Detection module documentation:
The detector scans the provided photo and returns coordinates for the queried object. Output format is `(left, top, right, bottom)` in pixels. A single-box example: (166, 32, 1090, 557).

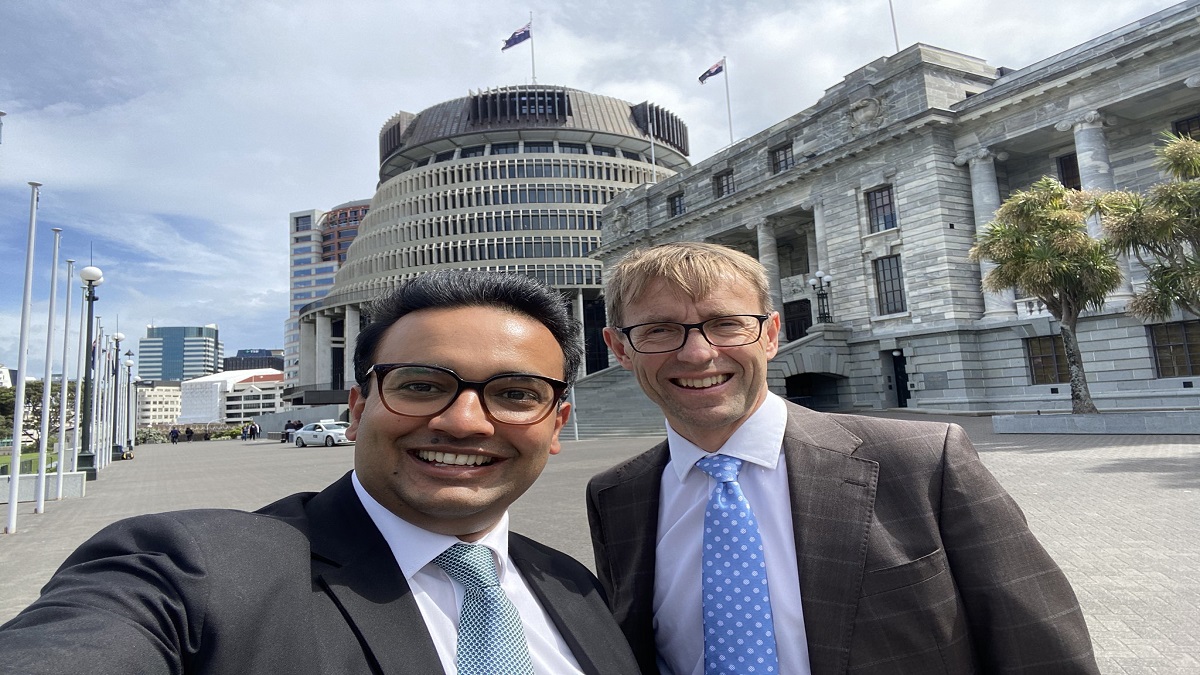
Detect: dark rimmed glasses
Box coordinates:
(616, 314, 770, 354)
(364, 363, 568, 425)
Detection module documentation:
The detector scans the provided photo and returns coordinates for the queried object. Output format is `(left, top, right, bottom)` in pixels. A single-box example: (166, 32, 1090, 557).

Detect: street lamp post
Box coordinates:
(77, 266, 103, 480)
(124, 353, 135, 457)
(808, 271, 834, 324)
(109, 332, 124, 461)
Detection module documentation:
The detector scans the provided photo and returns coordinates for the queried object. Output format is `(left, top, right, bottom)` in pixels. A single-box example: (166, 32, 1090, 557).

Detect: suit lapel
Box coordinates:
(780, 405, 878, 675)
(590, 443, 670, 671)
(510, 535, 604, 675)
(306, 474, 445, 675)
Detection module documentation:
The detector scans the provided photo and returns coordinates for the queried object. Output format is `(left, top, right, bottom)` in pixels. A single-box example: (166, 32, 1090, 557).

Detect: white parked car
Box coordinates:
(294, 421, 352, 447)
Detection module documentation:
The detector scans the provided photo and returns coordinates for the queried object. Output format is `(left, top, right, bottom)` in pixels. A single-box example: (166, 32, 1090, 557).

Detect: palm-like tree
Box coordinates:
(970, 177, 1122, 414)
(1093, 133, 1200, 321)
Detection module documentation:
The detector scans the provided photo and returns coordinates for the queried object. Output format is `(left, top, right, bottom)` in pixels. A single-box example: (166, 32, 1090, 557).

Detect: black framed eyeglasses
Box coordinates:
(616, 314, 770, 354)
(364, 363, 568, 425)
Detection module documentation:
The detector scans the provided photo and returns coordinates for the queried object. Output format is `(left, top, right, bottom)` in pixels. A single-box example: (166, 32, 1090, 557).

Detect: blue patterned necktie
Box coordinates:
(433, 543, 535, 675)
(695, 454, 780, 674)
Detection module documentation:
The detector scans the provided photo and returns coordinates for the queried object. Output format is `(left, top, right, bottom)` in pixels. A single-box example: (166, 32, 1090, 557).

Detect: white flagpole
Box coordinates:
(649, 112, 658, 184)
(888, 1, 900, 53)
(6, 182, 42, 534)
(723, 57, 734, 146)
(529, 12, 537, 84)
(56, 259, 75, 500)
(35, 228, 63, 514)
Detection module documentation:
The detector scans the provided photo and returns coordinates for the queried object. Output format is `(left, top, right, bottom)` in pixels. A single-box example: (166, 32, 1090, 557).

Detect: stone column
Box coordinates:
(315, 313, 333, 389)
(574, 289, 586, 378)
(343, 305, 360, 390)
(299, 319, 316, 387)
(1056, 110, 1134, 294)
(954, 147, 1015, 318)
(801, 198, 828, 274)
(749, 218, 786, 341)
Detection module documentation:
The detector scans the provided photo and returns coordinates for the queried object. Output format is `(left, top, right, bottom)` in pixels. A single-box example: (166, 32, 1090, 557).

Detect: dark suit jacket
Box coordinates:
(0, 473, 638, 675)
(587, 403, 1099, 674)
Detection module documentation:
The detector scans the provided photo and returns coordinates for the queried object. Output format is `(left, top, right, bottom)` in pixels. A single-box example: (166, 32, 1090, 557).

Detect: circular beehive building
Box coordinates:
(294, 85, 689, 393)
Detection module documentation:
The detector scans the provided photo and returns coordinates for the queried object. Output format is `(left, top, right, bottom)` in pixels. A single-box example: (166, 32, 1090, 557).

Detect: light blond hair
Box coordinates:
(604, 241, 772, 326)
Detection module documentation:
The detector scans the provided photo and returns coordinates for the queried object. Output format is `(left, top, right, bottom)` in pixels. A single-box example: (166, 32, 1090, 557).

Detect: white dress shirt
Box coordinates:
(653, 392, 812, 675)
(351, 472, 584, 675)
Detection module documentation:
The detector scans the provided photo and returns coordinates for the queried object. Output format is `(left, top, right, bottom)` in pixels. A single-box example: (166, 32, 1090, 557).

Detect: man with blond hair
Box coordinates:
(588, 241, 1097, 674)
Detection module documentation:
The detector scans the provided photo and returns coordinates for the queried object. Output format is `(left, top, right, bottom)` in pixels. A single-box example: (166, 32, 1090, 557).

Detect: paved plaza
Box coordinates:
(0, 412, 1196, 673)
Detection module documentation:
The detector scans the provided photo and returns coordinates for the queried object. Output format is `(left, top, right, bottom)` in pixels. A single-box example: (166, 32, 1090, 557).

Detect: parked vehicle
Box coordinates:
(294, 421, 352, 447)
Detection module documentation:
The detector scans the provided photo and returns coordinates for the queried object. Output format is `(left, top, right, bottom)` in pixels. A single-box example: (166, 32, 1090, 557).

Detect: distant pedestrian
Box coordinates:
(240, 425, 249, 441)
(249, 423, 259, 441)
(185, 427, 194, 443)
(169, 428, 180, 445)
(280, 420, 293, 443)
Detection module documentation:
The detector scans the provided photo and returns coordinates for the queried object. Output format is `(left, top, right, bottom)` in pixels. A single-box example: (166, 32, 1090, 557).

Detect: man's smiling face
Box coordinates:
(347, 305, 569, 540)
(603, 276, 779, 452)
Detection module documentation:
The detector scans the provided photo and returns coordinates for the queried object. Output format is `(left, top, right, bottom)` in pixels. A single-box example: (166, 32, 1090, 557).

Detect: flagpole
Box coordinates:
(6, 182, 42, 534)
(888, 1, 900, 52)
(34, 228, 63, 515)
(55, 259, 75, 500)
(649, 112, 659, 184)
(529, 11, 537, 84)
(723, 57, 734, 146)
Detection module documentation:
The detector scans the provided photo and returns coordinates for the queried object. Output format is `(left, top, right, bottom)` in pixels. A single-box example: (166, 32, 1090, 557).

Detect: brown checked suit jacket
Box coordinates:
(587, 402, 1099, 674)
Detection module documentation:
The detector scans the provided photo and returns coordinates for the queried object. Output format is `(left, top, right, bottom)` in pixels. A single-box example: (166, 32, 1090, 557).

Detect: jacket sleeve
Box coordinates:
(937, 423, 1100, 674)
(0, 513, 211, 675)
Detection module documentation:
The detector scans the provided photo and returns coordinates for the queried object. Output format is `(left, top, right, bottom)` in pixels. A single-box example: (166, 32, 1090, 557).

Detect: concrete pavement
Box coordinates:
(0, 413, 1196, 673)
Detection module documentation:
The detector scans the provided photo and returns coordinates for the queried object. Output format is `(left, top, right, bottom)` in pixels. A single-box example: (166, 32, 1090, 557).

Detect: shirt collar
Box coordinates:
(665, 392, 788, 482)
(351, 471, 512, 581)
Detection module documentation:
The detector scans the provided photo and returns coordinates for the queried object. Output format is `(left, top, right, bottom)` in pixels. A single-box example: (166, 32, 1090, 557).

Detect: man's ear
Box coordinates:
(346, 385, 366, 440)
(602, 327, 635, 370)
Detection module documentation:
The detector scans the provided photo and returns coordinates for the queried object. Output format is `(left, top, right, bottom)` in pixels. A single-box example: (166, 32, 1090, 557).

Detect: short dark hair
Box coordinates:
(353, 270, 583, 396)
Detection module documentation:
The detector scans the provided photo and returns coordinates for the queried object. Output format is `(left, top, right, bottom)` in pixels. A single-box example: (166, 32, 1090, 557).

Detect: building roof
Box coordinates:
(182, 368, 282, 386)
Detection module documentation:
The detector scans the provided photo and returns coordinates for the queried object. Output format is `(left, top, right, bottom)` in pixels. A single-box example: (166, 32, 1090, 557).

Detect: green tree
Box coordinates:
(0, 381, 76, 445)
(970, 177, 1123, 414)
(1093, 132, 1200, 320)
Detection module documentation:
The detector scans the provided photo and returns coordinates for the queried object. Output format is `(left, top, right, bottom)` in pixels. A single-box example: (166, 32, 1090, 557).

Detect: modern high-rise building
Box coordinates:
(284, 200, 369, 394)
(137, 325, 223, 381)
(224, 349, 284, 372)
(289, 85, 689, 406)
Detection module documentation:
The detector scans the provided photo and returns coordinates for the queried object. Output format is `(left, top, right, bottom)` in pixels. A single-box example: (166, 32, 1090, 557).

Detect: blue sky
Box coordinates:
(0, 0, 1177, 379)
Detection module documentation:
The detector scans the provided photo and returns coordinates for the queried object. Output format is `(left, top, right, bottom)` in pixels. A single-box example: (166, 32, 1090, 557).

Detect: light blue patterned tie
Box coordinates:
(695, 454, 779, 674)
(433, 543, 535, 675)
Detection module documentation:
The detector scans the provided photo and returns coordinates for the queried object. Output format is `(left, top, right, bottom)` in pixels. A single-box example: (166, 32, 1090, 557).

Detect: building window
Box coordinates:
(1057, 153, 1081, 190)
(1173, 115, 1200, 139)
(1149, 320, 1200, 378)
(873, 255, 906, 315)
(1027, 335, 1070, 384)
(461, 145, 485, 158)
(713, 171, 735, 199)
(434, 150, 455, 163)
(865, 186, 897, 233)
(559, 142, 586, 154)
(621, 150, 641, 161)
(491, 142, 518, 155)
(668, 193, 685, 217)
(524, 141, 553, 153)
(771, 145, 795, 173)
(591, 145, 615, 157)
(293, 215, 312, 232)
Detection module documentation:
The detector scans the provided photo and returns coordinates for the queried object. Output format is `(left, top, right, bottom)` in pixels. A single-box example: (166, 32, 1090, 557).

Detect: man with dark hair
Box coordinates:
(588, 242, 1098, 674)
(1, 269, 637, 675)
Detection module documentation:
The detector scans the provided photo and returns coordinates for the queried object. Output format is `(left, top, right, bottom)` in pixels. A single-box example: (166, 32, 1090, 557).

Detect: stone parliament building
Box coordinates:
(597, 1, 1200, 414)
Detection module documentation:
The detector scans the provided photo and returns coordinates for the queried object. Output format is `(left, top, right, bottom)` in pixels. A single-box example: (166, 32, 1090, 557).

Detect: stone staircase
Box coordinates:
(565, 366, 667, 440)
